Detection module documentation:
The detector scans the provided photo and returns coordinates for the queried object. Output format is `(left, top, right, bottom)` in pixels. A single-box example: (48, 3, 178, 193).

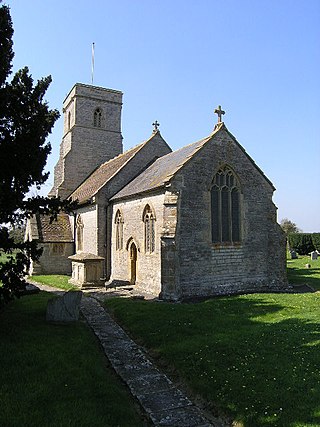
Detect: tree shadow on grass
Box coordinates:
(287, 267, 320, 291)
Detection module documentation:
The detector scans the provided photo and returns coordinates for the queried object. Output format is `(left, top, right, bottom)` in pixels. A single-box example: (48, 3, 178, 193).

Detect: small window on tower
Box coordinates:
(68, 111, 71, 130)
(93, 108, 102, 127)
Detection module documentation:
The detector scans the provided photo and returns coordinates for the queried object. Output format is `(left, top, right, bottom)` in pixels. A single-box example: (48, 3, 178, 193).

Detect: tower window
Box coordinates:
(211, 166, 241, 244)
(93, 108, 102, 127)
(68, 111, 71, 130)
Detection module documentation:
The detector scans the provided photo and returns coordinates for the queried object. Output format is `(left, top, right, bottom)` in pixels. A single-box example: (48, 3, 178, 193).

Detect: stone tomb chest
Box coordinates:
(68, 252, 104, 288)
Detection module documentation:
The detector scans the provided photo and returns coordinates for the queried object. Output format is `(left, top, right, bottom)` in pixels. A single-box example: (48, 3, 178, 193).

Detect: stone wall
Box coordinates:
(76, 204, 98, 254)
(110, 193, 166, 295)
(92, 131, 171, 279)
(30, 242, 74, 275)
(170, 127, 287, 299)
(50, 83, 123, 199)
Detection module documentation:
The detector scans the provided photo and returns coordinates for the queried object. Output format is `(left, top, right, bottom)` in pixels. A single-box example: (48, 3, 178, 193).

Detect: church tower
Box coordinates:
(49, 83, 123, 199)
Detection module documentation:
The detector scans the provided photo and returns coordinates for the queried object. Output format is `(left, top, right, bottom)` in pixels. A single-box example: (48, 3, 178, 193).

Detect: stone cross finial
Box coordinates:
(152, 120, 160, 132)
(214, 105, 225, 123)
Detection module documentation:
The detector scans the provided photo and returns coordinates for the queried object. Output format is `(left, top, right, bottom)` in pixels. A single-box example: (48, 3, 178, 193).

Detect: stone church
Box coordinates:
(26, 83, 288, 300)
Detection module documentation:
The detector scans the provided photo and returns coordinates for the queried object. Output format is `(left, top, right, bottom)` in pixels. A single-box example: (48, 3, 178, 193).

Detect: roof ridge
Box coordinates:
(111, 123, 225, 201)
(70, 131, 165, 203)
(145, 122, 224, 178)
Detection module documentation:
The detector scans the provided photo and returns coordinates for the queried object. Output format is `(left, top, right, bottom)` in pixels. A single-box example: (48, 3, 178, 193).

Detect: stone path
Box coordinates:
(81, 296, 217, 427)
(34, 283, 227, 426)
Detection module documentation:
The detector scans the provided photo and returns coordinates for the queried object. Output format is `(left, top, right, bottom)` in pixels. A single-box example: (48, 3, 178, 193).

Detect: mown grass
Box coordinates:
(287, 253, 320, 291)
(0, 293, 148, 427)
(106, 292, 320, 427)
(30, 274, 77, 291)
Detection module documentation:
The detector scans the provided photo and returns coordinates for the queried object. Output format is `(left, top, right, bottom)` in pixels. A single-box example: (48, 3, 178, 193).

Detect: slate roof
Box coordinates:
(111, 125, 221, 201)
(34, 213, 73, 242)
(112, 122, 275, 200)
(70, 139, 150, 204)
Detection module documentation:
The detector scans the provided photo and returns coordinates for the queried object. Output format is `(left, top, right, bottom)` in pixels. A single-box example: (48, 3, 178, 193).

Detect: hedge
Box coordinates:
(288, 233, 315, 255)
(312, 233, 320, 251)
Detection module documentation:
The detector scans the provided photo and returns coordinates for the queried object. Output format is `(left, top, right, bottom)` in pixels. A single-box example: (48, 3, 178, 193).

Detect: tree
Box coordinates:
(0, 4, 76, 304)
(280, 218, 301, 236)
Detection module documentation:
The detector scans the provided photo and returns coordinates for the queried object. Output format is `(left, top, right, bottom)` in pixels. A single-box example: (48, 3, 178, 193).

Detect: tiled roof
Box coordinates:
(37, 213, 73, 242)
(70, 142, 147, 204)
(111, 126, 222, 200)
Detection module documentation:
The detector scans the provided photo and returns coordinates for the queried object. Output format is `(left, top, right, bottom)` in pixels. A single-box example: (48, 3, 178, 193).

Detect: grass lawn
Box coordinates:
(106, 291, 320, 426)
(0, 293, 148, 427)
(287, 254, 320, 291)
(30, 274, 77, 291)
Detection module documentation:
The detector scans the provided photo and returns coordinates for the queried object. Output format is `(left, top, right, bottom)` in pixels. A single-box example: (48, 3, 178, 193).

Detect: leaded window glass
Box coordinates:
(115, 210, 123, 250)
(143, 205, 155, 253)
(211, 167, 241, 244)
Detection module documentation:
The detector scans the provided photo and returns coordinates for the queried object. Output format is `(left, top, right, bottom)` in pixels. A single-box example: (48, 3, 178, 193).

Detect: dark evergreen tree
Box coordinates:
(0, 5, 76, 304)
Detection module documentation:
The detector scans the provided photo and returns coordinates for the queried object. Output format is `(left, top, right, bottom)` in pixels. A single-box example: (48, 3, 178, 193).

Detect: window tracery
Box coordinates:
(93, 108, 102, 127)
(211, 166, 241, 244)
(115, 210, 124, 250)
(143, 205, 155, 253)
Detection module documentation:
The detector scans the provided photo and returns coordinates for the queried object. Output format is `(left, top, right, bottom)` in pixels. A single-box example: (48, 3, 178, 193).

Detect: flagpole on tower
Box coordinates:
(91, 42, 95, 85)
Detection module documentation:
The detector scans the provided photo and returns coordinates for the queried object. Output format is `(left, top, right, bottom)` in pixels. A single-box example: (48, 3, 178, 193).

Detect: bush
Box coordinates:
(288, 233, 315, 255)
(312, 233, 320, 251)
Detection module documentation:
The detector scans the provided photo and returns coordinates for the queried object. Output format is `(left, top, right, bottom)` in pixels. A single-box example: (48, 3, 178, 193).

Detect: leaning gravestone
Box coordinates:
(46, 291, 82, 322)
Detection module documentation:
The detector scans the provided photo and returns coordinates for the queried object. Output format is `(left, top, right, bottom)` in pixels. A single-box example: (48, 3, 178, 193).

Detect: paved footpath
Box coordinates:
(34, 284, 228, 426)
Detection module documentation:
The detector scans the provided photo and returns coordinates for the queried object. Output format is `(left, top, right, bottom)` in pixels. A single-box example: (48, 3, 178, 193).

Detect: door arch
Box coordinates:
(129, 242, 137, 285)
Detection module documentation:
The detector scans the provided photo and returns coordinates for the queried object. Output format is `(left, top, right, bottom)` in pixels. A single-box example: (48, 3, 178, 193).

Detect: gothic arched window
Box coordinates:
(211, 166, 241, 244)
(115, 210, 124, 250)
(143, 205, 155, 253)
(76, 215, 84, 252)
(93, 108, 102, 127)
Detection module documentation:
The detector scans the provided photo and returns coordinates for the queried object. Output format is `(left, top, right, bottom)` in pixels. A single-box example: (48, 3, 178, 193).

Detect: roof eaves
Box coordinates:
(112, 183, 167, 202)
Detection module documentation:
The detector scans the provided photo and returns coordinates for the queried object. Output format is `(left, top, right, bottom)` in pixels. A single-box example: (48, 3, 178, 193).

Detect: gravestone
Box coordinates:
(46, 291, 82, 322)
(310, 251, 318, 261)
(290, 250, 298, 259)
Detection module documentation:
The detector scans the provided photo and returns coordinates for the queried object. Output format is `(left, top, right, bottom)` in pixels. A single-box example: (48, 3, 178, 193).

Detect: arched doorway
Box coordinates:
(129, 242, 137, 285)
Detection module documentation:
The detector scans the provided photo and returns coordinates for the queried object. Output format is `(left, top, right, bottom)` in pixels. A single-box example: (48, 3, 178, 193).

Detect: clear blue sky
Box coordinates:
(7, 0, 320, 232)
